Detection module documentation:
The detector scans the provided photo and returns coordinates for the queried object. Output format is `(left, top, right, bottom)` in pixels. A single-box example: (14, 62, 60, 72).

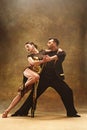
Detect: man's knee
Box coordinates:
(68, 88, 73, 96)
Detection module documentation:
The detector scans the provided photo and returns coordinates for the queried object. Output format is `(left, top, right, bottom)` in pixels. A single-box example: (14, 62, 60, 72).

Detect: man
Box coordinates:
(12, 38, 80, 117)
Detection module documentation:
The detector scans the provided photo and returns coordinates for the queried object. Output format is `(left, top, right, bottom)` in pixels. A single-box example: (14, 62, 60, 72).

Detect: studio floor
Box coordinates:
(0, 107, 87, 130)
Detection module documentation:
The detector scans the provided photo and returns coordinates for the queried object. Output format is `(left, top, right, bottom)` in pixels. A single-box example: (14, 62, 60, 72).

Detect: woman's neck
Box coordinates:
(31, 48, 39, 54)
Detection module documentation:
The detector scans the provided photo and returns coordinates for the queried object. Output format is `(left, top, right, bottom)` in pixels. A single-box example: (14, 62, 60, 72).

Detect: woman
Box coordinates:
(2, 41, 58, 118)
(2, 42, 47, 118)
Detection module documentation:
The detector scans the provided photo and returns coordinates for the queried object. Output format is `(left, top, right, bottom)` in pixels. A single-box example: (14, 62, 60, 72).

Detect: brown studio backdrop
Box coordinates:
(0, 0, 87, 112)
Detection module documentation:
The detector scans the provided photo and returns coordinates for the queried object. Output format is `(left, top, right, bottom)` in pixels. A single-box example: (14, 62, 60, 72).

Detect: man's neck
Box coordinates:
(51, 47, 58, 51)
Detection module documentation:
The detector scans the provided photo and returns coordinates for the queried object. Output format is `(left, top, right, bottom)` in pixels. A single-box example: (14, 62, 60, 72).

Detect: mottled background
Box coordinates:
(0, 0, 87, 113)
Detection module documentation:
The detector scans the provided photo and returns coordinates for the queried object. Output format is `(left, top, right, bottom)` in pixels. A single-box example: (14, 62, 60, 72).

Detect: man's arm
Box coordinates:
(56, 51, 66, 63)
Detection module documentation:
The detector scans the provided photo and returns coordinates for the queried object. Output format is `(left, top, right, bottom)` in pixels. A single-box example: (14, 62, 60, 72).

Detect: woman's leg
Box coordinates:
(2, 82, 32, 118)
(2, 68, 39, 118)
(2, 93, 22, 118)
(11, 75, 49, 116)
(11, 86, 34, 116)
(23, 68, 40, 87)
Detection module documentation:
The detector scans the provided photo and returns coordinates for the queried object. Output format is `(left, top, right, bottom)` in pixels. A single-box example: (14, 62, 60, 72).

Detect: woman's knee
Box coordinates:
(27, 73, 39, 83)
(34, 74, 40, 81)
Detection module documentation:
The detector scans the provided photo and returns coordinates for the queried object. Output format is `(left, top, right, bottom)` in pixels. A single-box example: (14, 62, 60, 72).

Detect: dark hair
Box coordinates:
(25, 41, 38, 49)
(49, 38, 60, 46)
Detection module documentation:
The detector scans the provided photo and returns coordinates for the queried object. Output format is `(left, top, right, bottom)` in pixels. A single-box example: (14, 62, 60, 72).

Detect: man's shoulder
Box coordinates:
(58, 48, 63, 52)
(57, 48, 66, 57)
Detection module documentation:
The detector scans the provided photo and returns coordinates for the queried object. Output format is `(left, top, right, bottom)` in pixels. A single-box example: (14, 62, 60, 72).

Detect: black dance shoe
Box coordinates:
(11, 112, 28, 117)
(67, 114, 81, 117)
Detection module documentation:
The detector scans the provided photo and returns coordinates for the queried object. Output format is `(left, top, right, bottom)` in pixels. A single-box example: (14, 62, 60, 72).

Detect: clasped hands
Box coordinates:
(42, 55, 52, 63)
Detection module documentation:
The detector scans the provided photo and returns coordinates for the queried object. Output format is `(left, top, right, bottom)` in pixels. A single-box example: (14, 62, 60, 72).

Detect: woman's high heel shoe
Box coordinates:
(2, 110, 8, 118)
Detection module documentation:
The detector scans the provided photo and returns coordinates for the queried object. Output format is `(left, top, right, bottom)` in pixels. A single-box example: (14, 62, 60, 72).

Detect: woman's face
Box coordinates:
(25, 44, 34, 52)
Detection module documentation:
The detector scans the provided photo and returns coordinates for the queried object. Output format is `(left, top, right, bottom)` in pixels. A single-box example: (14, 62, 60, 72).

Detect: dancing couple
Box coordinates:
(2, 38, 80, 118)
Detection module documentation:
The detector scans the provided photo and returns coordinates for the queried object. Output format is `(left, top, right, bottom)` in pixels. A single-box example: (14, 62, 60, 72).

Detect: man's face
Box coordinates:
(47, 39, 55, 49)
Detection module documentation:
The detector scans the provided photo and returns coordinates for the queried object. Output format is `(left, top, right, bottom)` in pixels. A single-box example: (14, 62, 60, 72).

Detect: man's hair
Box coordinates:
(25, 41, 38, 49)
(49, 38, 60, 46)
